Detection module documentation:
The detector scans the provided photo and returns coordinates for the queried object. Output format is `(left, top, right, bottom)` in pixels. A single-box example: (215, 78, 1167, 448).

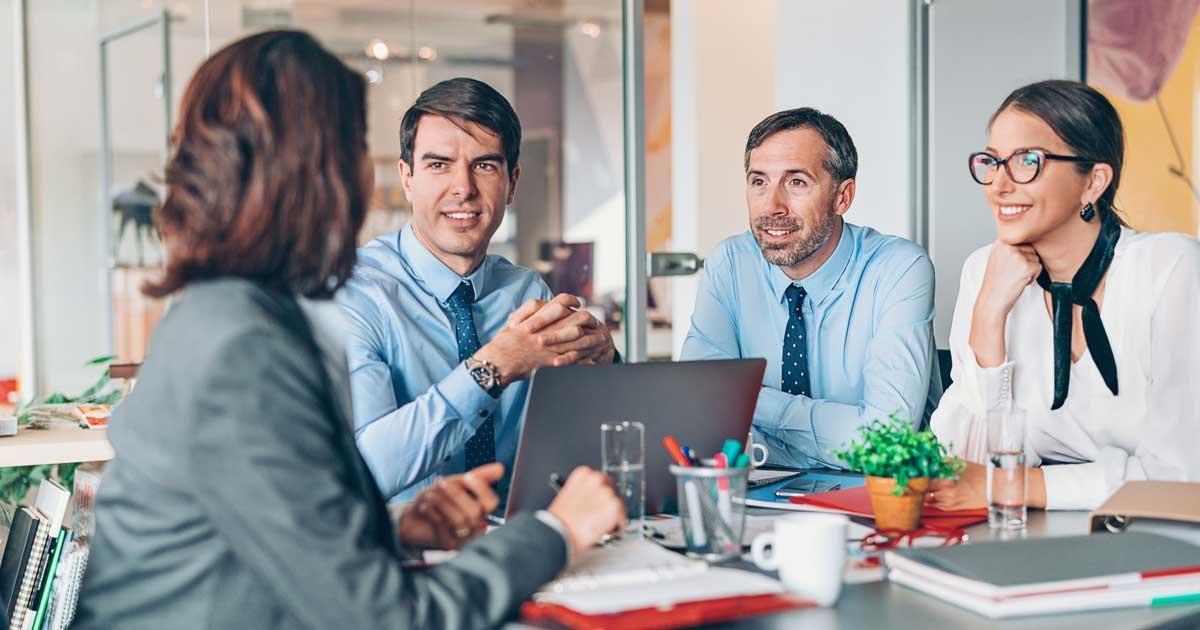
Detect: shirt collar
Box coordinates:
(399, 224, 491, 303)
(768, 221, 854, 307)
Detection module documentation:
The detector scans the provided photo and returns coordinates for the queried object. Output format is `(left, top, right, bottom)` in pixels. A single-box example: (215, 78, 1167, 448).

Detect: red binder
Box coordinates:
(520, 593, 811, 629)
(789, 486, 987, 529)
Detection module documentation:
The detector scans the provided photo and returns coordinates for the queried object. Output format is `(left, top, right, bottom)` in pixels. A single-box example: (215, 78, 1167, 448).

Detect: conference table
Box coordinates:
(510, 510, 1200, 629)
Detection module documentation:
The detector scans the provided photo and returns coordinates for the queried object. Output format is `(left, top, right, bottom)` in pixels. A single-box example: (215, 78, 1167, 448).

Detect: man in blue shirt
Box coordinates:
(338, 78, 617, 501)
(680, 108, 942, 469)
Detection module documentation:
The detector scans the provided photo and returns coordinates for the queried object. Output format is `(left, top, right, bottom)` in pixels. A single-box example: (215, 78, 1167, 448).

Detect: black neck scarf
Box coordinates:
(1035, 212, 1122, 409)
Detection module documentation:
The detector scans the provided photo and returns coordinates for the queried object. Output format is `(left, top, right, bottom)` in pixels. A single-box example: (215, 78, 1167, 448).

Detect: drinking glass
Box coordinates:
(601, 420, 645, 537)
(986, 409, 1027, 530)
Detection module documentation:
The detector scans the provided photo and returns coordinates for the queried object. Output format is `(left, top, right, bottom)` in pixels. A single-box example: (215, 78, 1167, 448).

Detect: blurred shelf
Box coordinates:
(0, 427, 114, 467)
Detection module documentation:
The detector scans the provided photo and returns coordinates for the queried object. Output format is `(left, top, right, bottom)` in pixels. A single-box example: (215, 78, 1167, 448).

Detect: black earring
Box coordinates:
(1080, 202, 1096, 222)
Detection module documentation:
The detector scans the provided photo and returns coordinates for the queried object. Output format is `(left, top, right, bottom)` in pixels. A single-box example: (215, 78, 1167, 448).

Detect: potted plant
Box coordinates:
(1, 356, 122, 528)
(832, 416, 962, 531)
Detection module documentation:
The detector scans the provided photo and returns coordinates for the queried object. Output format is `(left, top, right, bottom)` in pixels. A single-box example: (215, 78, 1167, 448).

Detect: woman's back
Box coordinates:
(74, 279, 399, 629)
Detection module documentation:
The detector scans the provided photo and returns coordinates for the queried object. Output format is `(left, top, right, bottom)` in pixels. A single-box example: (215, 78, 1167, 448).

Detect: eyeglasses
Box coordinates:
(859, 525, 967, 555)
(968, 149, 1094, 185)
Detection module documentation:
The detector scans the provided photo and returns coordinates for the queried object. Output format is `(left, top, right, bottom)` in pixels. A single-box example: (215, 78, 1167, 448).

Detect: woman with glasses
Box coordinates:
(928, 80, 1200, 511)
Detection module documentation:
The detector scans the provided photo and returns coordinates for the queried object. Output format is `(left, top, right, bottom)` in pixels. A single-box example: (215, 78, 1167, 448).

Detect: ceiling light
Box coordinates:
(579, 21, 601, 38)
(418, 46, 438, 61)
(366, 39, 390, 61)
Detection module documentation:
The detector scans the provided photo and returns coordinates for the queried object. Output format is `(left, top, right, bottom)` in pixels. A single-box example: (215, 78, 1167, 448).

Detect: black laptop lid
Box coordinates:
(505, 358, 766, 517)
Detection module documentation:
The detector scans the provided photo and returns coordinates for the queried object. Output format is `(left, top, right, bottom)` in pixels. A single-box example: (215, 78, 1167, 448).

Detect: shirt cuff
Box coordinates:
(438, 363, 502, 431)
(534, 510, 573, 564)
(1041, 449, 1128, 510)
(974, 360, 1015, 412)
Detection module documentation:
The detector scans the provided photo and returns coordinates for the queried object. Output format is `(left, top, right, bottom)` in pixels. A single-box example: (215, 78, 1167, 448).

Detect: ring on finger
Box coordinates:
(454, 526, 473, 539)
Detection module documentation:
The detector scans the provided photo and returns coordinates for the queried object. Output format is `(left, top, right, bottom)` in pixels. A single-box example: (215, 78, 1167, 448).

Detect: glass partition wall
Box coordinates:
(9, 0, 642, 399)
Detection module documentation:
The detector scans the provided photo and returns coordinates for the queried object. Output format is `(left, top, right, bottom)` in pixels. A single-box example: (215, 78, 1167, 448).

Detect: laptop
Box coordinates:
(504, 358, 766, 518)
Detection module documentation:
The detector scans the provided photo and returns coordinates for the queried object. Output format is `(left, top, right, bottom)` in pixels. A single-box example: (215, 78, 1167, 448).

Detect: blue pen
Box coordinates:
(682, 446, 701, 466)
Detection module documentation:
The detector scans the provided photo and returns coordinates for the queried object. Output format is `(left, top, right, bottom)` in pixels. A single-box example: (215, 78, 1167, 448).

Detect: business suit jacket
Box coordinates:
(73, 279, 567, 629)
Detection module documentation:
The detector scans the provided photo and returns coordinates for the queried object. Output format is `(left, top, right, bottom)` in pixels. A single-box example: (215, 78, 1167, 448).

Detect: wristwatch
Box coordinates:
(465, 356, 505, 398)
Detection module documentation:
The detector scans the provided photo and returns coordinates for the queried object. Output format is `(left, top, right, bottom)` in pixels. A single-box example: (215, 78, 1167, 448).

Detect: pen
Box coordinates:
(682, 446, 701, 466)
(548, 472, 564, 493)
(662, 435, 692, 467)
(714, 453, 733, 523)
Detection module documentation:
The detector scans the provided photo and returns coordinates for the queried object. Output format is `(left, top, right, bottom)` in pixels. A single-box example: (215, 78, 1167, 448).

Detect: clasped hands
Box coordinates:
(474, 293, 616, 386)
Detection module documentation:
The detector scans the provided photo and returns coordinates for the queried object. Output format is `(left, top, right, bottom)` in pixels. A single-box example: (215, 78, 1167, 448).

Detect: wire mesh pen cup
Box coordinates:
(669, 463, 749, 562)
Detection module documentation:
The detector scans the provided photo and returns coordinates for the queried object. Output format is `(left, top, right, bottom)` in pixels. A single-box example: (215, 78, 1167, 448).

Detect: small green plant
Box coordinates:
(2, 356, 121, 527)
(832, 415, 962, 495)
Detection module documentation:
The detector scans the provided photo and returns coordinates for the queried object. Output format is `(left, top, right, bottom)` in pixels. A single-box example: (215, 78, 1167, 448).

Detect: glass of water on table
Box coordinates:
(986, 409, 1028, 530)
(601, 420, 645, 538)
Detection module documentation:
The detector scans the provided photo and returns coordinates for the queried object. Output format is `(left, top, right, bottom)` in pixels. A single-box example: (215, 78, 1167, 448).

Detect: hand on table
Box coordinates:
(546, 466, 626, 557)
(926, 460, 987, 511)
(397, 463, 504, 551)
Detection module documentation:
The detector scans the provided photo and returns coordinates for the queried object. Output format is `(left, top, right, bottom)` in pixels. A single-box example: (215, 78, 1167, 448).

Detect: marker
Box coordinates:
(684, 480, 707, 548)
(662, 435, 691, 467)
(682, 446, 701, 466)
(734, 453, 750, 468)
(721, 439, 742, 463)
(714, 453, 733, 523)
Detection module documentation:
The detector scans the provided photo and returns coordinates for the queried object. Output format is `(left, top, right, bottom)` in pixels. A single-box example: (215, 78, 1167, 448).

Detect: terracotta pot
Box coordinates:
(865, 476, 929, 531)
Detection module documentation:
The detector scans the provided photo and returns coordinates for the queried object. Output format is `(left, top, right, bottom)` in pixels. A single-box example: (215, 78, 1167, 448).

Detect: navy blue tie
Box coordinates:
(782, 284, 811, 397)
(447, 281, 495, 469)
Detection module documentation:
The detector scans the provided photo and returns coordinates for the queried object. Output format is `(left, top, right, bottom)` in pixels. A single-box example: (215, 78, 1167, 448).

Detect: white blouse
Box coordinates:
(930, 228, 1200, 510)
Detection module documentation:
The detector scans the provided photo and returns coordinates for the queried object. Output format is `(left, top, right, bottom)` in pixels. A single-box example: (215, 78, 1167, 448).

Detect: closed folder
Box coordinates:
(520, 593, 809, 630)
(1089, 481, 1200, 534)
(789, 486, 988, 530)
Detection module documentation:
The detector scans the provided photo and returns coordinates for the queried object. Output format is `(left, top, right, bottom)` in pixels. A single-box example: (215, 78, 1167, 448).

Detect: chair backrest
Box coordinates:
(937, 349, 953, 390)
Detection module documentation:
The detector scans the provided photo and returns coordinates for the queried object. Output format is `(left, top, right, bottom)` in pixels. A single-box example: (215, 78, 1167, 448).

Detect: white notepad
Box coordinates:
(533, 538, 783, 614)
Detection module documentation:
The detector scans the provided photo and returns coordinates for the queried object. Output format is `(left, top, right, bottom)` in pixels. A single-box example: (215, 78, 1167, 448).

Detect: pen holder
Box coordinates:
(669, 463, 749, 562)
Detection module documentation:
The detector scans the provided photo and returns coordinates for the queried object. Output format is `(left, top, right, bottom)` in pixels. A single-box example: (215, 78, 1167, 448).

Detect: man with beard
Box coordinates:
(680, 108, 941, 469)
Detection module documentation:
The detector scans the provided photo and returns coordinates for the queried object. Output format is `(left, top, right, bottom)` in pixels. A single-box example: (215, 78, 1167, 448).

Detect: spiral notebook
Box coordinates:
(532, 538, 785, 614)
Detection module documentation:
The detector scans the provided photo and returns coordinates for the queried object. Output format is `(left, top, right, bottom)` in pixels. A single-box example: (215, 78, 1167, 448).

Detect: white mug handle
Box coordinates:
(750, 532, 778, 571)
(751, 442, 769, 467)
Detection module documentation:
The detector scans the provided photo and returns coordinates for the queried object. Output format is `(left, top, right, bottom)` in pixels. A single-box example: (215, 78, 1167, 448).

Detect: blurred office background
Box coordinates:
(2, 0, 1197, 407)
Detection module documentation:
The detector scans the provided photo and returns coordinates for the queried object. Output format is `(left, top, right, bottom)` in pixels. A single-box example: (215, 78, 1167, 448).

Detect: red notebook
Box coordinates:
(520, 593, 810, 629)
(789, 486, 987, 530)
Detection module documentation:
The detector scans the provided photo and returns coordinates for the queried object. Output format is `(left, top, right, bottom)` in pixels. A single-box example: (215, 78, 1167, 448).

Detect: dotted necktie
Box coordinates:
(782, 284, 811, 397)
(447, 281, 495, 469)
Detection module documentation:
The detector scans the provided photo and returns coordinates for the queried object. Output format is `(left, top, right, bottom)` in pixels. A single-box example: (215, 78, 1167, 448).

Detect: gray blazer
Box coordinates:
(73, 279, 566, 629)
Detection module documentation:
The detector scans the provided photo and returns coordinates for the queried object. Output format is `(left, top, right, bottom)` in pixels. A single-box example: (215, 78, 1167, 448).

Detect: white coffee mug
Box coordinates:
(750, 513, 847, 606)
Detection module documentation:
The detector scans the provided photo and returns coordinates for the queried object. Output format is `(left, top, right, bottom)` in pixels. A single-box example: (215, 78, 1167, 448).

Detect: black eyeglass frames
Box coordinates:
(968, 149, 1094, 185)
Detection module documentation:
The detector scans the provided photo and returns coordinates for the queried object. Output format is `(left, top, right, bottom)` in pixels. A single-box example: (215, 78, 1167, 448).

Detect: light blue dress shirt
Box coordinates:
(680, 222, 942, 469)
(337, 225, 551, 501)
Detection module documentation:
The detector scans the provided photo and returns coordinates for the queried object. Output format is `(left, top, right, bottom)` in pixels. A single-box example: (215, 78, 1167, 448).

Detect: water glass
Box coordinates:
(986, 409, 1027, 530)
(601, 420, 645, 537)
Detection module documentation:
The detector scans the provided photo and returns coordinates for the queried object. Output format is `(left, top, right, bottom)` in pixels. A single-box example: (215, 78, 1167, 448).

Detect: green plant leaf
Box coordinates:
(831, 414, 962, 493)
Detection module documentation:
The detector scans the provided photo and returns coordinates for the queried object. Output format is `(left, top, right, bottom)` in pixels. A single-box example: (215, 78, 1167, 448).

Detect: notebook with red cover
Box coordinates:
(520, 593, 810, 629)
(789, 486, 987, 529)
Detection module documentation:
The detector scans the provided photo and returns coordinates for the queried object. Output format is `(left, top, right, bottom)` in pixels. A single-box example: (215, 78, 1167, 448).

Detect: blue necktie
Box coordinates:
(447, 281, 495, 469)
(782, 284, 811, 397)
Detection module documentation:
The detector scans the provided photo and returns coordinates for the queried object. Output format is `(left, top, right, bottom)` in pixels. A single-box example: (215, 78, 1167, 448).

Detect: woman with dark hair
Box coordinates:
(929, 80, 1200, 511)
(73, 30, 623, 629)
